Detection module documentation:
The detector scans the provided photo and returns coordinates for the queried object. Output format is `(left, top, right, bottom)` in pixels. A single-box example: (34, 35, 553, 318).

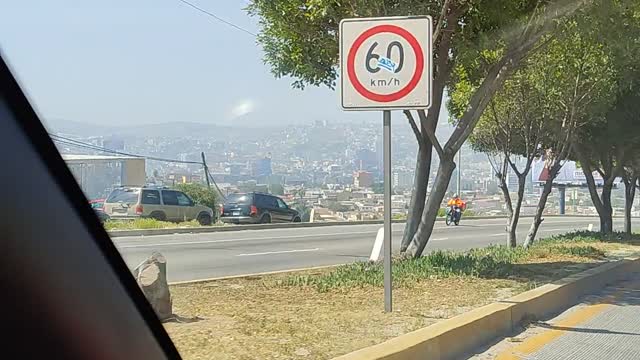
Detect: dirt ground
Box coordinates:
(164, 241, 640, 360)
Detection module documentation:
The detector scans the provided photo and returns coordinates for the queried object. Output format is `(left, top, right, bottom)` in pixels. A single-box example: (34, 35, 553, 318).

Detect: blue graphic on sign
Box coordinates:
(377, 56, 397, 73)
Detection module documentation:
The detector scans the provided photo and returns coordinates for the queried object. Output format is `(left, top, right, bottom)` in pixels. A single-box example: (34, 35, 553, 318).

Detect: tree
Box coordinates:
(248, 0, 587, 258)
(575, 90, 640, 234)
(570, 2, 640, 235)
(469, 71, 545, 247)
(520, 17, 616, 246)
(174, 183, 218, 217)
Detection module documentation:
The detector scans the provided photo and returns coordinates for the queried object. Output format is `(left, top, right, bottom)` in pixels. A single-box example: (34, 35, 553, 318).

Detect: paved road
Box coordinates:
(472, 272, 640, 360)
(113, 217, 630, 282)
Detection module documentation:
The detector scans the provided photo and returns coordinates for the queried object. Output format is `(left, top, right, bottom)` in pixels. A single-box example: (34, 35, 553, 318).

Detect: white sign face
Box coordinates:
(340, 16, 432, 111)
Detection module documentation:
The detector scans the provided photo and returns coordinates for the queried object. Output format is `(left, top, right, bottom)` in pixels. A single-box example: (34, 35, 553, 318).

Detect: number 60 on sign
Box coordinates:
(340, 16, 433, 111)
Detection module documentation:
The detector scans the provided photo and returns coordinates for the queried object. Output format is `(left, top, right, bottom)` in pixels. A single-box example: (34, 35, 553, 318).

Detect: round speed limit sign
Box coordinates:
(340, 16, 432, 110)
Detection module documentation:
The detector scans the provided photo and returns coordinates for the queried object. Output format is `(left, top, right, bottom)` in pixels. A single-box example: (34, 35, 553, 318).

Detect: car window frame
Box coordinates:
(161, 190, 179, 206)
(175, 191, 193, 207)
(141, 189, 162, 205)
(1, 54, 181, 359)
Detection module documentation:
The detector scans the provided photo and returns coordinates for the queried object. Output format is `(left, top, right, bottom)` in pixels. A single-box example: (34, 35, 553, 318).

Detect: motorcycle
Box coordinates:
(445, 206, 461, 226)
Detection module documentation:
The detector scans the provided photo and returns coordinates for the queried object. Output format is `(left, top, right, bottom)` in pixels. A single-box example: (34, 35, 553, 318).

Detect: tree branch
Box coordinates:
(404, 110, 425, 147)
(418, 109, 443, 157)
(433, 0, 453, 42)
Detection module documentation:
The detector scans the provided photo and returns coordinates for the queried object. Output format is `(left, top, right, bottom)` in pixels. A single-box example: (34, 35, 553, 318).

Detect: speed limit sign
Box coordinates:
(340, 16, 432, 110)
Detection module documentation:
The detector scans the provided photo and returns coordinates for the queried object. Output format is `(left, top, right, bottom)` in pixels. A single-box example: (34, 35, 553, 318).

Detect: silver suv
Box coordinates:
(103, 186, 214, 225)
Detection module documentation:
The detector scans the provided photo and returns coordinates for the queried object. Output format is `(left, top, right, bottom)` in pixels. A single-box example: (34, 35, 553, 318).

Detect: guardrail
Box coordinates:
(107, 214, 605, 238)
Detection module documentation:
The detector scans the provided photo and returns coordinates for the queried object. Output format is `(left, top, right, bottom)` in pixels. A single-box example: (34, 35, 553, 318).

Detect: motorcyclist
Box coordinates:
(447, 194, 466, 222)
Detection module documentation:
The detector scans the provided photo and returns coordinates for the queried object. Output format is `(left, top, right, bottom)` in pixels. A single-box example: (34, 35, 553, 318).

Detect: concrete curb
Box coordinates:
(107, 214, 602, 238)
(332, 257, 640, 360)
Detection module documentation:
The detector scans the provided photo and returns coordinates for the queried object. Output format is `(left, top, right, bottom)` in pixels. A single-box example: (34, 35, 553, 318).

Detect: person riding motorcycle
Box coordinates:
(446, 194, 466, 223)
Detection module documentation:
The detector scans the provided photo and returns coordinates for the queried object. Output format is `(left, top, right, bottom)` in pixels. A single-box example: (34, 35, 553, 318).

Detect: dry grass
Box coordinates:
(164, 232, 640, 360)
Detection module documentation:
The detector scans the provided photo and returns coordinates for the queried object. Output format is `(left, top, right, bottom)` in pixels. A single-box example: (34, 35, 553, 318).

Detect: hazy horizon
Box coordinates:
(1, 1, 449, 129)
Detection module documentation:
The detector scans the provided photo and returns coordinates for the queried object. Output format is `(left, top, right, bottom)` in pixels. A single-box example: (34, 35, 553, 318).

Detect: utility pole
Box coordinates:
(201, 152, 211, 189)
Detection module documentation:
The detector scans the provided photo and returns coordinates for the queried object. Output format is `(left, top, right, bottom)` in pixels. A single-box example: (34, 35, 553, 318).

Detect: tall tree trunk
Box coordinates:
(600, 183, 614, 234)
(524, 164, 561, 248)
(406, 157, 456, 257)
(581, 158, 615, 235)
(500, 182, 516, 247)
(401, 143, 432, 252)
(400, 56, 450, 253)
(624, 176, 637, 235)
(508, 176, 528, 248)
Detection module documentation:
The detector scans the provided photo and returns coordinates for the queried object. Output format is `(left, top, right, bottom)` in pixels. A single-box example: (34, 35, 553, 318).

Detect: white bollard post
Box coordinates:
(369, 227, 385, 262)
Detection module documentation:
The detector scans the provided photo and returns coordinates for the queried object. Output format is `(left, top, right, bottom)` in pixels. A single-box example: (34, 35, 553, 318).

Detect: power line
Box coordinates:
(49, 134, 202, 165)
(175, 0, 257, 37)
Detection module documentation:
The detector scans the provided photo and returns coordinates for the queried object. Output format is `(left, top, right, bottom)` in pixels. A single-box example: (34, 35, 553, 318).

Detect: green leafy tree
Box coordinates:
(469, 70, 546, 247)
(574, 89, 640, 234)
(247, 0, 582, 257)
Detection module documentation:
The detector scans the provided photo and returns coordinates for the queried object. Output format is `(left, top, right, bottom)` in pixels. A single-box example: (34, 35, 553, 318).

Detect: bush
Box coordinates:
(174, 183, 218, 211)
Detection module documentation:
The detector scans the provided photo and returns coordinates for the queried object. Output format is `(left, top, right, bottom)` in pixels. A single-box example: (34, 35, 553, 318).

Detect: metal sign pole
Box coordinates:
(383, 109, 393, 313)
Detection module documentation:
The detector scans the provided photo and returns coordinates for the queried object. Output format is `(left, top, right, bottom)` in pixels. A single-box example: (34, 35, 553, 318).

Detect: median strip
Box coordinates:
(163, 231, 640, 360)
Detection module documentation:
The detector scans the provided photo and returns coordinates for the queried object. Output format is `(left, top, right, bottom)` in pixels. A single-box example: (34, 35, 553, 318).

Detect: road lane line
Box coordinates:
(117, 231, 385, 248)
(236, 248, 320, 257)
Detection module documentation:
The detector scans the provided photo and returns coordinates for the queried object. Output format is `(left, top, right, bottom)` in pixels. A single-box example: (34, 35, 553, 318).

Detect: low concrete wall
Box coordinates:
(107, 214, 600, 238)
(333, 257, 640, 360)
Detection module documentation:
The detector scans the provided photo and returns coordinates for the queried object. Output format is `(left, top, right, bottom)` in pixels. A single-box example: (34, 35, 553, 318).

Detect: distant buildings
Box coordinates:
(393, 171, 414, 190)
(354, 170, 374, 188)
(252, 156, 272, 178)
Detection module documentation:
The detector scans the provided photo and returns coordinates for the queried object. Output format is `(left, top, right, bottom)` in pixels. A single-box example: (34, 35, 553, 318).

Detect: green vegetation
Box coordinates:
(279, 232, 637, 292)
(104, 218, 217, 231)
(174, 183, 218, 212)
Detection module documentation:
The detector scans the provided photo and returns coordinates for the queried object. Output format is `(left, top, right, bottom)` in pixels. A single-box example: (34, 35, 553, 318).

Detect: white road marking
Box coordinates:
(118, 231, 381, 248)
(489, 233, 505, 237)
(236, 248, 320, 257)
(430, 237, 449, 241)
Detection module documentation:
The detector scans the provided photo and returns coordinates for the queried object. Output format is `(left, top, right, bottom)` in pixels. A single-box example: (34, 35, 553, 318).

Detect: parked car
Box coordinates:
(102, 186, 214, 225)
(220, 192, 300, 224)
(89, 198, 109, 223)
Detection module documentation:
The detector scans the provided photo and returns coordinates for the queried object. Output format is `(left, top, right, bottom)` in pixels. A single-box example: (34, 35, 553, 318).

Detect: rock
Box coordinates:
(133, 252, 172, 321)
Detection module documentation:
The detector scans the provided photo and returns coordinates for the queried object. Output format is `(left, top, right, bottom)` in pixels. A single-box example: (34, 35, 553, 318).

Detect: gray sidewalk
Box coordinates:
(471, 274, 640, 360)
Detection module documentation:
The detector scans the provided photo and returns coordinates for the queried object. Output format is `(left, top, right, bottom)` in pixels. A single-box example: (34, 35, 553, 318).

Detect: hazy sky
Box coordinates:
(0, 1, 447, 128)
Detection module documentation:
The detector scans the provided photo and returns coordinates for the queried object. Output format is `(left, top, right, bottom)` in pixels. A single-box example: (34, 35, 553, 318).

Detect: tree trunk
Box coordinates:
(134, 252, 172, 321)
(507, 177, 528, 248)
(406, 157, 456, 257)
(524, 175, 554, 248)
(401, 53, 445, 252)
(401, 142, 432, 252)
(498, 179, 515, 247)
(579, 154, 616, 235)
(624, 177, 637, 235)
(600, 183, 614, 234)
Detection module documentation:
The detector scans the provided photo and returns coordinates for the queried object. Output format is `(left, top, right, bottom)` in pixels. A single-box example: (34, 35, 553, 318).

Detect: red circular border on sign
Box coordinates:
(347, 24, 425, 103)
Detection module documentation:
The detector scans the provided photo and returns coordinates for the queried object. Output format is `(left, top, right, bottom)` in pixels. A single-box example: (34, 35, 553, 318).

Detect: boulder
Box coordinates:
(133, 252, 172, 321)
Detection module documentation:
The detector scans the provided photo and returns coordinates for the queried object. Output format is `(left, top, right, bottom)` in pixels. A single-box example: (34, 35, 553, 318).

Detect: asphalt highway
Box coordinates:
(113, 216, 633, 282)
